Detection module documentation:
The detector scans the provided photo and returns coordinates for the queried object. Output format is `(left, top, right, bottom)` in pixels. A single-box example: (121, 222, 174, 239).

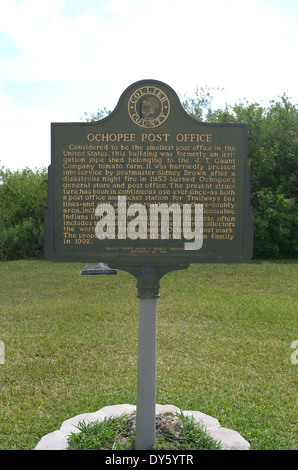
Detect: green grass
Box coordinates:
(67, 414, 134, 451)
(67, 412, 222, 450)
(0, 259, 297, 450)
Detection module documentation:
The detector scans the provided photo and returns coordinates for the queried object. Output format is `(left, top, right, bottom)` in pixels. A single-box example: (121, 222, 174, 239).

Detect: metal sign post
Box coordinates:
(135, 265, 160, 450)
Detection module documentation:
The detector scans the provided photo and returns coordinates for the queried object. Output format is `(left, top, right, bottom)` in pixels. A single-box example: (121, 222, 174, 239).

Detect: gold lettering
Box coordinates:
(176, 134, 212, 143)
(87, 133, 136, 142)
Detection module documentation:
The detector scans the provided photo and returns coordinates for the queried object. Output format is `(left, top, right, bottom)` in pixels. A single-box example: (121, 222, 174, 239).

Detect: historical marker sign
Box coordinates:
(45, 80, 253, 273)
(44, 80, 253, 449)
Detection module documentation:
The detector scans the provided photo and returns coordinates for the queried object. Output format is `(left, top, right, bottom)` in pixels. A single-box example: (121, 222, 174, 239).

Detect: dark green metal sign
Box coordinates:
(45, 80, 253, 276)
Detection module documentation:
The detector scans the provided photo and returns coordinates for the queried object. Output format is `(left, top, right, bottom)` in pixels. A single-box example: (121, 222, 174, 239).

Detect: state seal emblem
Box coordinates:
(128, 86, 170, 128)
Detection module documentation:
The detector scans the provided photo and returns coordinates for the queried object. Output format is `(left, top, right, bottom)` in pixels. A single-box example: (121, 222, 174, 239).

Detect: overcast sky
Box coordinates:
(0, 0, 297, 171)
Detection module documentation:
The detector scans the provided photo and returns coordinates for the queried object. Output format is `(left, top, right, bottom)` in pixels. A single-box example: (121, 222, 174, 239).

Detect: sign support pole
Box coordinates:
(135, 265, 160, 450)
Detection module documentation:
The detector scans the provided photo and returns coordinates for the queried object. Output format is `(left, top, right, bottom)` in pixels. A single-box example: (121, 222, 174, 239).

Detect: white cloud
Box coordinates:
(0, 89, 80, 170)
(0, 0, 297, 95)
(0, 0, 297, 170)
(101, 0, 138, 16)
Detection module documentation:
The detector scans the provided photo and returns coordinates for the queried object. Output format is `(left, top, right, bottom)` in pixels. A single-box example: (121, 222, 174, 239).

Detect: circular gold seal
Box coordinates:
(128, 86, 170, 128)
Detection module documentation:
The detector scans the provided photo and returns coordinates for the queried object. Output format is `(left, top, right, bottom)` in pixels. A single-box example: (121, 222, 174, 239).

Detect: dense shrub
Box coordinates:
(0, 168, 47, 260)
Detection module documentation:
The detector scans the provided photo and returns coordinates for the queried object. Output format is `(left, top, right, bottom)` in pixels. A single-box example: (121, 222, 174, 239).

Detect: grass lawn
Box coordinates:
(0, 259, 297, 450)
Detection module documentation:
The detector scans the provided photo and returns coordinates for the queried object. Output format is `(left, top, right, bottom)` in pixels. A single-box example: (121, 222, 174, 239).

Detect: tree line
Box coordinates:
(0, 91, 297, 260)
